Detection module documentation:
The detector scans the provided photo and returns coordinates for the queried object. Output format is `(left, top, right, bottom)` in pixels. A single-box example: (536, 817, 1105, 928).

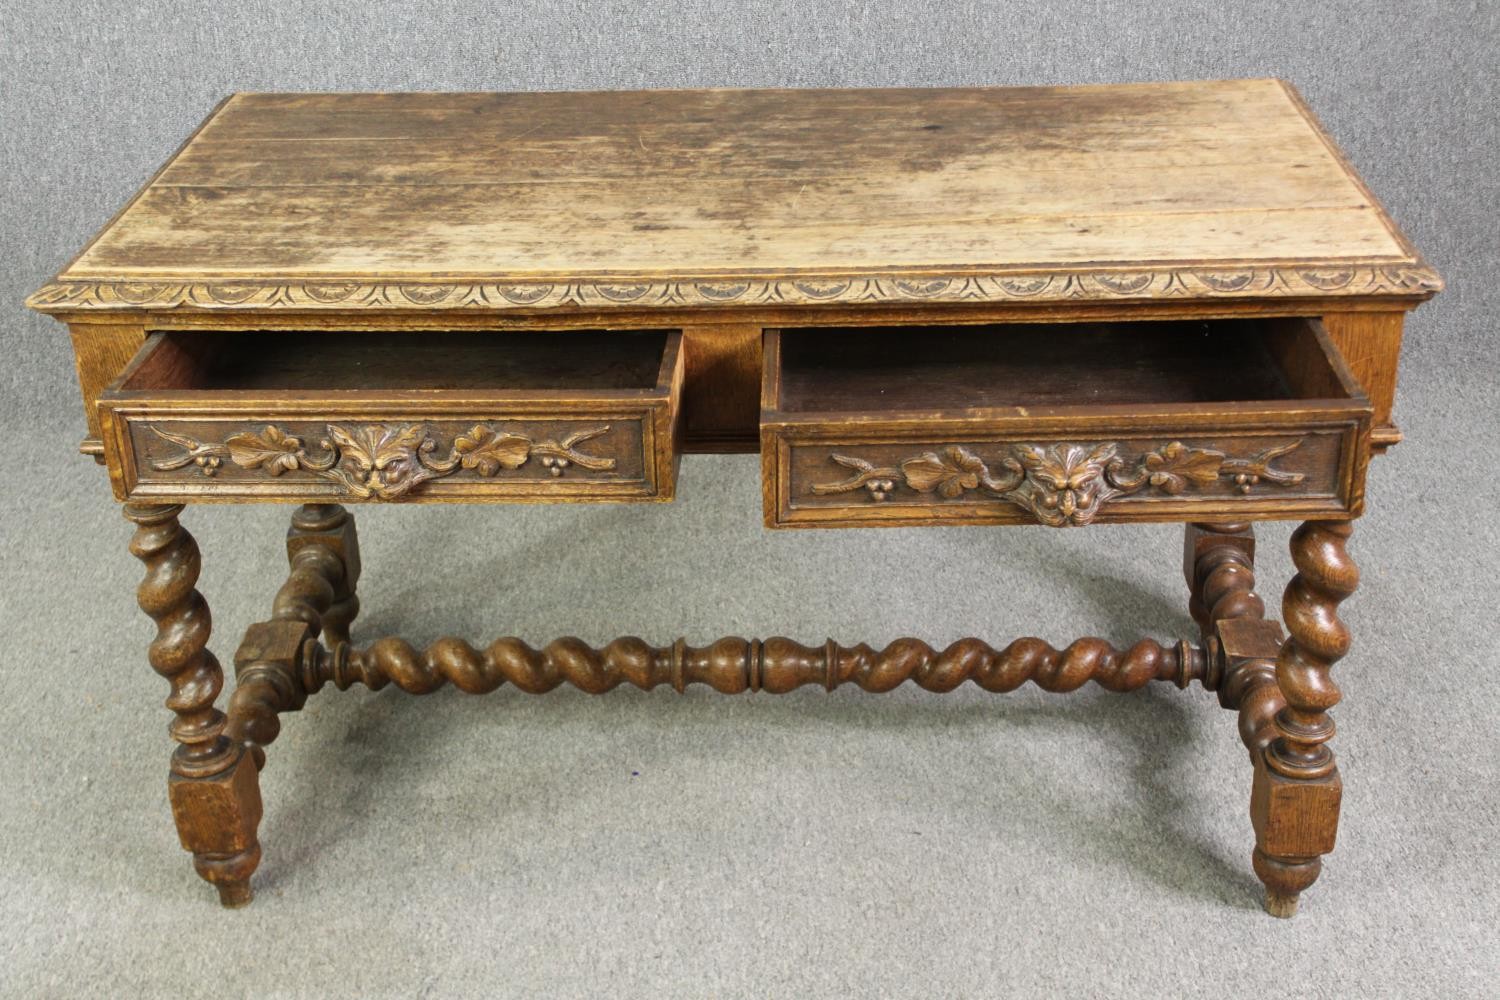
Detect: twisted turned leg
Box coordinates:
(1252, 520, 1357, 917)
(1184, 522, 1286, 756)
(228, 504, 360, 768)
(125, 503, 261, 908)
(283, 503, 361, 646)
(1185, 522, 1262, 639)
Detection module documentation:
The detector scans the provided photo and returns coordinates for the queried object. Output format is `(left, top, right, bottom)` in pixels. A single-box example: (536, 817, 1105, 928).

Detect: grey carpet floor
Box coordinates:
(1, 416, 1496, 997)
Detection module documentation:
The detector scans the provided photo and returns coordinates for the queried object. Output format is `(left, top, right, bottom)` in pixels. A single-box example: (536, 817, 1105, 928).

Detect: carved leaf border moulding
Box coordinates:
(808, 440, 1305, 527)
(146, 422, 616, 500)
(28, 264, 1440, 312)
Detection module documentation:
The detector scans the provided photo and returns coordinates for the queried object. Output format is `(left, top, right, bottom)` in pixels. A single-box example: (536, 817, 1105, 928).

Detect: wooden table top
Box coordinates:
(29, 79, 1439, 314)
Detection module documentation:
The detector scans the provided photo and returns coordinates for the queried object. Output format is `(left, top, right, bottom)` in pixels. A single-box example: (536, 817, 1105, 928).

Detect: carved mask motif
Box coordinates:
(326, 424, 432, 499)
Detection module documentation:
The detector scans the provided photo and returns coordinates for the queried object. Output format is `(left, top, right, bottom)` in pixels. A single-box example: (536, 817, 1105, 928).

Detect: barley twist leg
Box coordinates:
(125, 503, 261, 908)
(283, 503, 360, 646)
(228, 503, 360, 768)
(1184, 522, 1285, 754)
(1252, 520, 1357, 917)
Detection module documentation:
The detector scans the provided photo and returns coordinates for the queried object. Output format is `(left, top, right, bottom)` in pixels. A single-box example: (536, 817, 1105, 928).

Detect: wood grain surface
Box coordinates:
(28, 79, 1439, 313)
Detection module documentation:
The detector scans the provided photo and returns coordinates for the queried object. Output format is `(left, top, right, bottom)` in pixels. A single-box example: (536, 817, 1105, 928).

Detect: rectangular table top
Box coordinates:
(29, 79, 1439, 314)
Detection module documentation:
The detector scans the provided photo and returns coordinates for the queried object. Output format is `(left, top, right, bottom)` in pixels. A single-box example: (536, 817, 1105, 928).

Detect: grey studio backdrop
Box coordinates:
(1, 2, 1496, 998)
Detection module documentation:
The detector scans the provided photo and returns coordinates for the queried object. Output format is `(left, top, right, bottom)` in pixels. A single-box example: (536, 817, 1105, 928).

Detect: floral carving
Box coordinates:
(903, 447, 984, 498)
(1297, 268, 1355, 290)
(595, 283, 650, 302)
(1093, 272, 1153, 294)
(1130, 440, 1226, 493)
(146, 422, 616, 499)
(810, 439, 1306, 527)
(997, 275, 1052, 296)
(398, 284, 454, 304)
(497, 283, 553, 304)
(892, 277, 953, 297)
(694, 281, 751, 300)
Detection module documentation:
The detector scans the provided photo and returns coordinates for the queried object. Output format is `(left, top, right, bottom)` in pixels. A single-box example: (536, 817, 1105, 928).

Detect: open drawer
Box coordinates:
(100, 328, 683, 503)
(760, 319, 1372, 528)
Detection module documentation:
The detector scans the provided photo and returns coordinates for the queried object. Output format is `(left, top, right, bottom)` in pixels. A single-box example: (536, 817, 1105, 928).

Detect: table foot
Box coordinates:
(1262, 885, 1301, 919)
(215, 879, 254, 909)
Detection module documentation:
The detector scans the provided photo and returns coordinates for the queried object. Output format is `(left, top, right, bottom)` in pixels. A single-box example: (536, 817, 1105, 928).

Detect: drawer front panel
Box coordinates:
(104, 409, 667, 503)
(767, 423, 1365, 528)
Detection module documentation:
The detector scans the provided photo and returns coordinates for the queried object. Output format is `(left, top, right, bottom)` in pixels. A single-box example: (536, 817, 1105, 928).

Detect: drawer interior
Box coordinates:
(119, 328, 674, 394)
(770, 319, 1359, 415)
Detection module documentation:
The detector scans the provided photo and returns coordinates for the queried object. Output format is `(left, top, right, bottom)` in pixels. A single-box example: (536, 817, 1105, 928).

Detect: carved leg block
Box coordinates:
(229, 619, 316, 765)
(1251, 755, 1342, 917)
(168, 753, 264, 907)
(1216, 616, 1286, 757)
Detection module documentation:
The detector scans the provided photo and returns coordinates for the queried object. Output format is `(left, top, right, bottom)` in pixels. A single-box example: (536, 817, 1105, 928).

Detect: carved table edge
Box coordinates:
(26, 262, 1443, 314)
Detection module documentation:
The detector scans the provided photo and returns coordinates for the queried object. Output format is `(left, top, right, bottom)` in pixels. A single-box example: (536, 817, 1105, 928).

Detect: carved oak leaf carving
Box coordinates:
(808, 438, 1308, 526)
(142, 420, 619, 497)
(224, 426, 304, 475)
(902, 446, 986, 499)
(1142, 441, 1224, 494)
(451, 425, 531, 476)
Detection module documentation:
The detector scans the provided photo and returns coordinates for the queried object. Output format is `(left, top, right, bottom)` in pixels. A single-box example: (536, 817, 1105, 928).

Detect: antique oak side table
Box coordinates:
(28, 81, 1440, 915)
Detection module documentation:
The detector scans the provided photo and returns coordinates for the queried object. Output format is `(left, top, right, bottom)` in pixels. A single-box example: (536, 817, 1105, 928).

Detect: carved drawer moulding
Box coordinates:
(798, 436, 1331, 527)
(106, 414, 665, 503)
(144, 421, 623, 500)
(769, 423, 1367, 529)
